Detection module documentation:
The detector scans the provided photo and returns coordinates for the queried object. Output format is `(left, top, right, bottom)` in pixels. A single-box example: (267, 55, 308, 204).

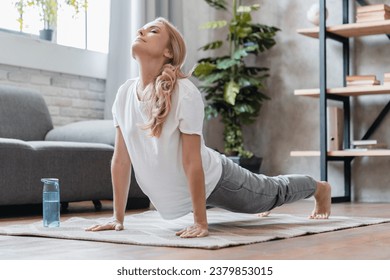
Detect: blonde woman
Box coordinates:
(86, 18, 331, 238)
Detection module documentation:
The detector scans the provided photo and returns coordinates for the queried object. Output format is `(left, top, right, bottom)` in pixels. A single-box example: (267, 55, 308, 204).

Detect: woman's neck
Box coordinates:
(137, 59, 165, 91)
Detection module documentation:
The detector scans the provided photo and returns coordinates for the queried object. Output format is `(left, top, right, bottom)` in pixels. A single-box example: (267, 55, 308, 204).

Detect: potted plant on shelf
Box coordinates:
(15, 0, 87, 41)
(26, 0, 58, 40)
(194, 0, 279, 172)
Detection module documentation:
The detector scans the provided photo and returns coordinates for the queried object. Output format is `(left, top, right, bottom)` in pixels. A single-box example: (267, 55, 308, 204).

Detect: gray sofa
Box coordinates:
(0, 84, 149, 210)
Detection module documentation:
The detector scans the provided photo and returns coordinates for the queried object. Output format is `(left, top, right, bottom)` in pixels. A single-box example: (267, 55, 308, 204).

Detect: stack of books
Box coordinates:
(384, 73, 390, 86)
(346, 75, 380, 87)
(356, 4, 390, 23)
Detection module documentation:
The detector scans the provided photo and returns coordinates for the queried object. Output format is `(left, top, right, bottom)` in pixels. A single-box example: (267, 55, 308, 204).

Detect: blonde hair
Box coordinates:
(142, 17, 188, 137)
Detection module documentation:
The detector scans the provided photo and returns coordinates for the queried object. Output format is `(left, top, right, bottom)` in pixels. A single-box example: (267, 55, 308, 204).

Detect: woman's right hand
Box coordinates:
(85, 127, 130, 233)
(85, 219, 124, 232)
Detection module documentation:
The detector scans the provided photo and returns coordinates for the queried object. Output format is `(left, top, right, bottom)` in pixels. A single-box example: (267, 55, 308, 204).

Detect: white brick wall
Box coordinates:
(0, 64, 106, 127)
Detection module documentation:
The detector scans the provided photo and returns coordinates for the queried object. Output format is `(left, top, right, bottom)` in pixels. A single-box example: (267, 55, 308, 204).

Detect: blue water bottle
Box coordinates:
(41, 178, 60, 227)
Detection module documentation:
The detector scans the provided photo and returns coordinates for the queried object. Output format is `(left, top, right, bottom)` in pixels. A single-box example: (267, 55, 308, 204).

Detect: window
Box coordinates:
(0, 0, 110, 53)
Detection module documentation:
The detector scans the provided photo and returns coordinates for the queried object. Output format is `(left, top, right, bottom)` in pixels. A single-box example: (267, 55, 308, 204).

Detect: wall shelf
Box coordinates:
(291, 149, 390, 157)
(297, 20, 390, 38)
(294, 85, 390, 97)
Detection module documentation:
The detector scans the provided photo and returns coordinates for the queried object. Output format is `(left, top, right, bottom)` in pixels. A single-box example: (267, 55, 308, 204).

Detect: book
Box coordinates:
(357, 12, 390, 22)
(351, 139, 378, 146)
(346, 74, 380, 86)
(347, 80, 380, 86)
(357, 10, 390, 18)
(357, 4, 390, 14)
(356, 14, 390, 23)
(354, 143, 388, 149)
(346, 75, 376, 81)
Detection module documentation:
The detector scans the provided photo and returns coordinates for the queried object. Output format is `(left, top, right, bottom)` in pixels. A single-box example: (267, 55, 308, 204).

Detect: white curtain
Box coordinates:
(104, 0, 183, 119)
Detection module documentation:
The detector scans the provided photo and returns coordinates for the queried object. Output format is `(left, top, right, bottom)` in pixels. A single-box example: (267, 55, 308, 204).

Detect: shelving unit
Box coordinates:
(291, 0, 390, 202)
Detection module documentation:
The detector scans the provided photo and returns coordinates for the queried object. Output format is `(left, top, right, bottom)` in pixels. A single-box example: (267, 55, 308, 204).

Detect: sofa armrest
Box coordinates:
(0, 137, 35, 150)
(45, 120, 115, 146)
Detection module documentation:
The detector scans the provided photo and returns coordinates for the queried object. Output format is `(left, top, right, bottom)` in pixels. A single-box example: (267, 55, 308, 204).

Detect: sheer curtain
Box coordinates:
(104, 0, 183, 119)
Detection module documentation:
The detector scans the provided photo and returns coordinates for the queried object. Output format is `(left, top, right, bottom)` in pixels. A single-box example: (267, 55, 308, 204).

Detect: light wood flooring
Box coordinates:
(0, 200, 389, 260)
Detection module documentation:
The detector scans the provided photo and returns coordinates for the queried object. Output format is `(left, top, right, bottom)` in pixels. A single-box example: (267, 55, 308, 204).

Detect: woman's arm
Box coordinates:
(86, 127, 131, 231)
(176, 133, 209, 238)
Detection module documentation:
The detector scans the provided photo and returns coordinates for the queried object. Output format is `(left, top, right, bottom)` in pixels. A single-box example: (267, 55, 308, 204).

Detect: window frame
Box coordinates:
(0, 31, 107, 79)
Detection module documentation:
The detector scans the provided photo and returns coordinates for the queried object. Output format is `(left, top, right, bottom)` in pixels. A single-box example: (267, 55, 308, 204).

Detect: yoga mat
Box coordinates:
(1, 209, 389, 249)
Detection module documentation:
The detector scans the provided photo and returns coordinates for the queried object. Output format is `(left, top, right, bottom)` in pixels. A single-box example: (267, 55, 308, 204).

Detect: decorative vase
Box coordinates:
(307, 3, 329, 26)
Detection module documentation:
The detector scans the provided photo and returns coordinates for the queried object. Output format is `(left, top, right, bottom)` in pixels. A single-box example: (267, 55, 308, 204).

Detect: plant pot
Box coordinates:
(39, 29, 53, 41)
(228, 155, 263, 174)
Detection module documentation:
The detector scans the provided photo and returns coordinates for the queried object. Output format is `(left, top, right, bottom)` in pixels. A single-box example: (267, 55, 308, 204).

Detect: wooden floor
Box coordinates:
(0, 200, 389, 260)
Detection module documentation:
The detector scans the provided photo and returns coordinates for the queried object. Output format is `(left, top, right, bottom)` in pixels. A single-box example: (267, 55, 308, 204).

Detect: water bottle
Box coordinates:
(41, 178, 60, 227)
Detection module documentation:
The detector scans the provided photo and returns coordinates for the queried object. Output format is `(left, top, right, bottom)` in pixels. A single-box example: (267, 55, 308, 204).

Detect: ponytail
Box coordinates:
(142, 64, 186, 137)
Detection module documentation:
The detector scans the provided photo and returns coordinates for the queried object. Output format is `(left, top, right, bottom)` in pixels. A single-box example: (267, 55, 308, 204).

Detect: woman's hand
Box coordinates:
(86, 127, 130, 233)
(175, 223, 209, 238)
(85, 219, 124, 232)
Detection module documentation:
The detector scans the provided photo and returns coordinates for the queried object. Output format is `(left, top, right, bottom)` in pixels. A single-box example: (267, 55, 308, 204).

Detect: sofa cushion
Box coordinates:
(0, 84, 53, 141)
(45, 120, 115, 146)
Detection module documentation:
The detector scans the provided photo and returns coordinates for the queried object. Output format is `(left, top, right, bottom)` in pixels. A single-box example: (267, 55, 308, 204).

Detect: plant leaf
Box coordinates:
(235, 104, 256, 114)
(198, 40, 223, 51)
(205, 0, 227, 10)
(203, 72, 228, 85)
(193, 62, 217, 77)
(224, 81, 240, 105)
(237, 4, 260, 13)
(233, 48, 248, 60)
(217, 58, 238, 69)
(233, 45, 258, 60)
(204, 105, 219, 120)
(200, 20, 227, 29)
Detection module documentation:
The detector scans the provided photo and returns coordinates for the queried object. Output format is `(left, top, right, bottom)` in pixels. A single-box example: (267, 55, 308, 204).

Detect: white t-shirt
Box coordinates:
(112, 78, 222, 219)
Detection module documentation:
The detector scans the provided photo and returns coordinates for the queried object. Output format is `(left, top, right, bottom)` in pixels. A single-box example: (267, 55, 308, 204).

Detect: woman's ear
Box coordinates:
(163, 48, 173, 59)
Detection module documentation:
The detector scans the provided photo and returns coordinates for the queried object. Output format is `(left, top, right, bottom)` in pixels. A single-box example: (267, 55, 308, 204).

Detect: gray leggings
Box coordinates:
(206, 154, 317, 213)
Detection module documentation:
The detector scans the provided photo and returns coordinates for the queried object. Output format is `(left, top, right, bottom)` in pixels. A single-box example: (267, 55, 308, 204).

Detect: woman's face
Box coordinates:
(132, 21, 172, 61)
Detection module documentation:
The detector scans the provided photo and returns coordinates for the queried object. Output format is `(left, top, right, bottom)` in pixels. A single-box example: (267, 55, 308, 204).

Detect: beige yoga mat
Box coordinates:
(0, 209, 389, 249)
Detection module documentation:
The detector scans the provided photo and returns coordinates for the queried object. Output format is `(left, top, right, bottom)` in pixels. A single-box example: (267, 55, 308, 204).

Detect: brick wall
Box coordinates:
(0, 64, 106, 127)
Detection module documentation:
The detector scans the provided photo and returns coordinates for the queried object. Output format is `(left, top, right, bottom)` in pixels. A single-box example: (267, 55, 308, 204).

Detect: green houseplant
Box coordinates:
(194, 0, 279, 161)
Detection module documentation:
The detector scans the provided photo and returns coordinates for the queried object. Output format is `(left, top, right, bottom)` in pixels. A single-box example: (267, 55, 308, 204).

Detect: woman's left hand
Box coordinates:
(176, 223, 209, 238)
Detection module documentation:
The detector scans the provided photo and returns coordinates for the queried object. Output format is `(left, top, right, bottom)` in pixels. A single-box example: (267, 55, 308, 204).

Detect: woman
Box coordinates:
(86, 18, 331, 238)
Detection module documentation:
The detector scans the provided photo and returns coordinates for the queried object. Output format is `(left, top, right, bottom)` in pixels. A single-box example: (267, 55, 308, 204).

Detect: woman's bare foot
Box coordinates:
(310, 181, 331, 219)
